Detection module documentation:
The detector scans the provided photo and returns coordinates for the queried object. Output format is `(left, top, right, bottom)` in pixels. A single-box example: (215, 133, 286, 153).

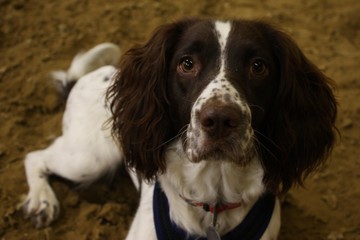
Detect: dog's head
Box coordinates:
(108, 19, 337, 193)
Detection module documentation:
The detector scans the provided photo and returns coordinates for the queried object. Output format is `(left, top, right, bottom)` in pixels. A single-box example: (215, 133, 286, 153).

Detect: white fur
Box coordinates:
(23, 23, 280, 238)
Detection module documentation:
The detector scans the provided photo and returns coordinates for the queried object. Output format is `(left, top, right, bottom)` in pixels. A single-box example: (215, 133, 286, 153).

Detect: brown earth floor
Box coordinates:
(0, 0, 359, 239)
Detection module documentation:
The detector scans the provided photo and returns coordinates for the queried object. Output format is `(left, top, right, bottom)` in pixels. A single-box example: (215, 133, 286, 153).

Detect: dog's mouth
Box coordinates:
(183, 127, 255, 165)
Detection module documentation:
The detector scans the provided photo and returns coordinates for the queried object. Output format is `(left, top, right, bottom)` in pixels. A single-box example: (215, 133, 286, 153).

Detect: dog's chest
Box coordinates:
(158, 143, 266, 236)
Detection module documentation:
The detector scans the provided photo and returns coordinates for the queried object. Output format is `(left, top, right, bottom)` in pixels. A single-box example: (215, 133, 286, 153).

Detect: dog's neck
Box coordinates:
(158, 140, 265, 237)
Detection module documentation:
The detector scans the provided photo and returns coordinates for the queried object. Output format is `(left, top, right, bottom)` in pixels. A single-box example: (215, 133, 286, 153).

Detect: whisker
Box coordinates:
(248, 104, 265, 113)
(252, 134, 279, 161)
(183, 98, 196, 104)
(253, 129, 281, 151)
(153, 125, 189, 150)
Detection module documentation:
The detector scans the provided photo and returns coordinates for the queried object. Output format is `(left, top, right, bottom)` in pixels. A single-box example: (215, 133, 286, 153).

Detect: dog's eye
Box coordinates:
(250, 59, 268, 76)
(179, 56, 194, 73)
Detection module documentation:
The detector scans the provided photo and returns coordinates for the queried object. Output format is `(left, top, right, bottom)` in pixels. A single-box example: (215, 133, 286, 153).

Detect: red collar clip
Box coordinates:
(180, 195, 242, 214)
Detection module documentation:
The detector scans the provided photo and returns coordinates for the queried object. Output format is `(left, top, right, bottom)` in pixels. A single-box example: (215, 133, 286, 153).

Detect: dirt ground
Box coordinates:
(0, 0, 359, 239)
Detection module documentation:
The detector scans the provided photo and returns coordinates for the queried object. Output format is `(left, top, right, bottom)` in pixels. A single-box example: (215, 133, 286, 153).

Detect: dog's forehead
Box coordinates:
(173, 20, 232, 70)
(177, 20, 265, 59)
(189, 21, 248, 112)
(174, 20, 219, 54)
(183, 20, 216, 39)
(182, 20, 232, 42)
(227, 21, 275, 55)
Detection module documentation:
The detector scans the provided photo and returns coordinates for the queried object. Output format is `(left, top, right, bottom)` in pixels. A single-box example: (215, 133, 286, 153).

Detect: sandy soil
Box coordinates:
(0, 0, 359, 239)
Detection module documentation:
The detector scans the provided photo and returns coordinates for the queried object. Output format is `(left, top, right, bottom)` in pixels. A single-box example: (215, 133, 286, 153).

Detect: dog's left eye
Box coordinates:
(250, 59, 268, 76)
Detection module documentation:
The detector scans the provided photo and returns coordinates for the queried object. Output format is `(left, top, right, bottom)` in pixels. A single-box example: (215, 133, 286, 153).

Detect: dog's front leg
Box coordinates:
(126, 183, 156, 240)
(23, 142, 61, 228)
(23, 135, 121, 228)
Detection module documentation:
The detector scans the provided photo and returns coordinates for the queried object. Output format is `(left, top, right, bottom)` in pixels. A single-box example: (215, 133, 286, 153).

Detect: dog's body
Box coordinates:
(23, 19, 337, 239)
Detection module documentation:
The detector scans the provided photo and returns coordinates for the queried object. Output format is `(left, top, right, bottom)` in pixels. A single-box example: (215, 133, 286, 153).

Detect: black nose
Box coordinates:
(199, 105, 241, 138)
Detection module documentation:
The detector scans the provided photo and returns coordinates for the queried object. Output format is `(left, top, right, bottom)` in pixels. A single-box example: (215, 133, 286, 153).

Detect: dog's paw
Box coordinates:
(22, 183, 60, 228)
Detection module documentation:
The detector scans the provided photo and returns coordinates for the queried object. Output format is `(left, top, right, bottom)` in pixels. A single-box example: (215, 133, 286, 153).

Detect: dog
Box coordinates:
(22, 19, 337, 239)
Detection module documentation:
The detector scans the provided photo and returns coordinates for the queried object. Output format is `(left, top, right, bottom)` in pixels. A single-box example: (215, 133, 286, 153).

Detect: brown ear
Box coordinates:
(257, 23, 338, 194)
(107, 19, 197, 181)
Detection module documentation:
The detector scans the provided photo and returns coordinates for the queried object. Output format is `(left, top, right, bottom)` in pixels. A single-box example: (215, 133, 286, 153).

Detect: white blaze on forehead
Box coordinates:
(215, 21, 231, 79)
(191, 21, 248, 114)
(215, 21, 231, 50)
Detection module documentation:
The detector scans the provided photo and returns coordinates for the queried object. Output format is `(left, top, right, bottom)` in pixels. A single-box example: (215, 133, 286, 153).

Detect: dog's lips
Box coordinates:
(185, 135, 255, 166)
(186, 140, 233, 163)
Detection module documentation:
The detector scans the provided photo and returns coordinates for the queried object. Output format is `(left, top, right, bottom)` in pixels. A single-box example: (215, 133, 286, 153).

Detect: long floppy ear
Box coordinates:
(107, 19, 197, 181)
(258, 24, 338, 194)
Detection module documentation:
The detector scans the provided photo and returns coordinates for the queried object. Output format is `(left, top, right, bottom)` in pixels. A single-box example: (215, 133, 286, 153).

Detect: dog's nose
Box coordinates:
(199, 105, 241, 138)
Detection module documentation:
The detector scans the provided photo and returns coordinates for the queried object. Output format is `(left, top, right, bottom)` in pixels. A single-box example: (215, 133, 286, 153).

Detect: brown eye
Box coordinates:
(250, 59, 267, 76)
(179, 57, 194, 73)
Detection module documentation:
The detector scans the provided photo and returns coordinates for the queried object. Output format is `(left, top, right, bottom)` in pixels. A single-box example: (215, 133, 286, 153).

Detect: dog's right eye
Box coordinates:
(181, 57, 194, 72)
(180, 57, 194, 72)
(177, 56, 200, 77)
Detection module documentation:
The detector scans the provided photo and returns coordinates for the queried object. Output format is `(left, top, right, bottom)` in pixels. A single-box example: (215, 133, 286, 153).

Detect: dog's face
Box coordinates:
(108, 19, 337, 193)
(168, 21, 279, 164)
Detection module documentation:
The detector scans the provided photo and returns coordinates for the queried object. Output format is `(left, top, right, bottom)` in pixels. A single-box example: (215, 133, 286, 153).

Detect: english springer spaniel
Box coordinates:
(22, 19, 337, 239)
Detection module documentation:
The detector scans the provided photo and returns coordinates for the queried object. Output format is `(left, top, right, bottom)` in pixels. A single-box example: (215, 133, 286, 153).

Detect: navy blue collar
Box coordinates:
(153, 182, 275, 240)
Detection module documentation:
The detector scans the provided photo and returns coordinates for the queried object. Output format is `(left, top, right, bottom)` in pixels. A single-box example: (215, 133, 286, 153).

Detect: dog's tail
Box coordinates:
(51, 42, 121, 99)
